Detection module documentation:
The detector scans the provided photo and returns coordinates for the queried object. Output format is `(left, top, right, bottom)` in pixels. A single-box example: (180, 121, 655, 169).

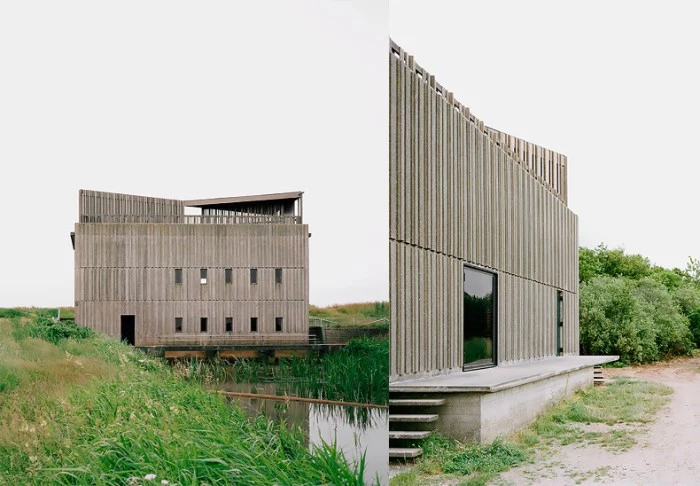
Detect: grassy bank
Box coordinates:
(390, 376, 672, 486)
(0, 311, 367, 485)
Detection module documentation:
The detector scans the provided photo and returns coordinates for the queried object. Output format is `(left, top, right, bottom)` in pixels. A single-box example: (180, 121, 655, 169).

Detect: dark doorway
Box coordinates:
(120, 315, 135, 346)
(557, 291, 563, 356)
(463, 265, 497, 371)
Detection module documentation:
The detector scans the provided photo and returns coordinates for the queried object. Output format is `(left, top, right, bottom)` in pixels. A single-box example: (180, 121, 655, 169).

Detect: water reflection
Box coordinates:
(220, 383, 388, 485)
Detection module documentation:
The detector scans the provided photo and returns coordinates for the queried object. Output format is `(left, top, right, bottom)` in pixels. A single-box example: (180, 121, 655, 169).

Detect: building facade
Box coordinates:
(389, 40, 579, 382)
(73, 189, 309, 347)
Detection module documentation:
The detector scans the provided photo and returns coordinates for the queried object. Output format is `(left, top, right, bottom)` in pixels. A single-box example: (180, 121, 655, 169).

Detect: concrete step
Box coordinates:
(389, 430, 433, 440)
(389, 414, 439, 423)
(389, 398, 446, 407)
(389, 447, 423, 459)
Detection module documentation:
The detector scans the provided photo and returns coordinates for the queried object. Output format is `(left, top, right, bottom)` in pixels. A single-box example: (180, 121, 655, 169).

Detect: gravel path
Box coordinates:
(495, 357, 700, 485)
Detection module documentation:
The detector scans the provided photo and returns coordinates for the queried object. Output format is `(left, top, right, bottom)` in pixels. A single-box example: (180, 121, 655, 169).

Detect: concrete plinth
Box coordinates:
(390, 356, 618, 443)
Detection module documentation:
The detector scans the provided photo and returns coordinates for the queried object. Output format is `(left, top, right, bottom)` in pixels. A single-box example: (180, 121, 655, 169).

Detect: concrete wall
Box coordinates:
(433, 367, 592, 443)
(389, 41, 580, 381)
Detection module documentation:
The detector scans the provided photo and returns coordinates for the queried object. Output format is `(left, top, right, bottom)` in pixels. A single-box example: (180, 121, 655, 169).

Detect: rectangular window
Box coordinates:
(250, 317, 258, 333)
(275, 317, 283, 332)
(275, 268, 283, 284)
(200, 317, 208, 333)
(463, 265, 497, 371)
(225, 268, 233, 284)
(250, 268, 258, 284)
(225, 317, 233, 333)
(557, 291, 564, 356)
(175, 268, 183, 284)
(200, 268, 208, 285)
(175, 317, 183, 333)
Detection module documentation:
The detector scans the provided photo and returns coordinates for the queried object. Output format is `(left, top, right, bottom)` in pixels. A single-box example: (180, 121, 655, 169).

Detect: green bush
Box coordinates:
(580, 276, 693, 364)
(0, 309, 28, 319)
(26, 315, 94, 344)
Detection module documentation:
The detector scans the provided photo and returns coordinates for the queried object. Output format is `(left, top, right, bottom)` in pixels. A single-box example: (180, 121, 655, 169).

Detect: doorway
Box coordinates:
(463, 265, 497, 370)
(120, 315, 135, 345)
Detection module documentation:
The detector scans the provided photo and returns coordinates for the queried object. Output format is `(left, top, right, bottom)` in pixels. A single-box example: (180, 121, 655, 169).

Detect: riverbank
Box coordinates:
(0, 310, 366, 485)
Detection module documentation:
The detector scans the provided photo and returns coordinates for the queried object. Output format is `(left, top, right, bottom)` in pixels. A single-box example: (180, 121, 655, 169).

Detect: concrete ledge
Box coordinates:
(389, 355, 619, 393)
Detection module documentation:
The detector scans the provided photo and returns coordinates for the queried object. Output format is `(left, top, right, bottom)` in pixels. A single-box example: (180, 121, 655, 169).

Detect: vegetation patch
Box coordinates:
(390, 377, 672, 485)
(310, 301, 389, 328)
(0, 310, 368, 485)
(579, 245, 700, 364)
(181, 335, 389, 405)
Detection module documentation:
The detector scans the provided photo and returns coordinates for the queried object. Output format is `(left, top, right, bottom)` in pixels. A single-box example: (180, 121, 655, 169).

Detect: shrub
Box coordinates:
(27, 315, 94, 344)
(580, 276, 693, 364)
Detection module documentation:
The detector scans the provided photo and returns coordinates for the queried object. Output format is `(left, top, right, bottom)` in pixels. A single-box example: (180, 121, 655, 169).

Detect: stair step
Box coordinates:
(389, 414, 439, 423)
(389, 447, 423, 459)
(389, 430, 433, 440)
(389, 398, 446, 407)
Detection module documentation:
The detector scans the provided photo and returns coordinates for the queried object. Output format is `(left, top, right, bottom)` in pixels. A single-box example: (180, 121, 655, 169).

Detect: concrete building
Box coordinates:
(388, 41, 615, 458)
(73, 189, 309, 350)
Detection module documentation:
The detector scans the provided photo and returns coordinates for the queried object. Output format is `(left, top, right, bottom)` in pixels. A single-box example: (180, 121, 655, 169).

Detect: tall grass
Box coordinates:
(188, 336, 389, 405)
(0, 310, 369, 485)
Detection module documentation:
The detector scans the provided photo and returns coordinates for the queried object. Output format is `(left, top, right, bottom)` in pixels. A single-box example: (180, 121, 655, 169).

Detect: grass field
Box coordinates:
(0, 310, 367, 485)
(310, 301, 389, 328)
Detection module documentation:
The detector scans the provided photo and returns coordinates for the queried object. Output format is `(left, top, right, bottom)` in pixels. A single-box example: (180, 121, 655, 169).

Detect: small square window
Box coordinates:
(275, 317, 283, 332)
(200, 268, 207, 285)
(250, 317, 258, 333)
(175, 268, 183, 284)
(225, 268, 233, 284)
(275, 268, 283, 284)
(225, 317, 233, 333)
(250, 268, 258, 285)
(175, 317, 183, 333)
(200, 317, 208, 333)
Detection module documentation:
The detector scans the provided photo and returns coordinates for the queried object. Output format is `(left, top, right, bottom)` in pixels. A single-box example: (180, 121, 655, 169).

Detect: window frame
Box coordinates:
(225, 268, 233, 285)
(462, 263, 498, 372)
(200, 317, 208, 333)
(175, 317, 183, 333)
(200, 268, 208, 285)
(175, 268, 183, 285)
(275, 268, 283, 284)
(275, 316, 283, 332)
(250, 268, 258, 285)
(225, 317, 233, 333)
(250, 317, 258, 333)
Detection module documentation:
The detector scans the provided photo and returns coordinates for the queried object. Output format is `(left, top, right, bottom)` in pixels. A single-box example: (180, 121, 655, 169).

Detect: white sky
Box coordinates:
(3, 1, 698, 308)
(390, 0, 700, 272)
(0, 1, 388, 307)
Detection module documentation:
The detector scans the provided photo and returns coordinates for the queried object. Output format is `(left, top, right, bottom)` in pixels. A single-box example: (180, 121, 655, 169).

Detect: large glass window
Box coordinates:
(463, 265, 497, 370)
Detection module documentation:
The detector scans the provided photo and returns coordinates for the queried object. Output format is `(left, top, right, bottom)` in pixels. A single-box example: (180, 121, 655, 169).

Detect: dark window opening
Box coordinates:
(225, 268, 233, 284)
(557, 291, 564, 356)
(175, 268, 183, 284)
(250, 268, 258, 284)
(275, 268, 283, 284)
(200, 268, 207, 285)
(225, 317, 233, 333)
(175, 317, 183, 333)
(120, 315, 135, 346)
(463, 265, 497, 371)
(200, 317, 208, 333)
(250, 317, 258, 333)
(275, 317, 283, 332)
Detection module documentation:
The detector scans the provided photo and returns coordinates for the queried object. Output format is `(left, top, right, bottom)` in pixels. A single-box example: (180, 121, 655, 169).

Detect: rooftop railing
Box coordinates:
(79, 214, 301, 225)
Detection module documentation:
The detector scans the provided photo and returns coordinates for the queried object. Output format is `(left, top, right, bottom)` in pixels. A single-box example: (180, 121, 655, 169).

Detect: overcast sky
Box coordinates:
(0, 0, 388, 307)
(3, 1, 698, 308)
(390, 0, 700, 272)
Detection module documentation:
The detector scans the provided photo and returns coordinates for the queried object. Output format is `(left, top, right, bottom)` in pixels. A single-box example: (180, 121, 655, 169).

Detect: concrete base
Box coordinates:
(390, 356, 618, 443)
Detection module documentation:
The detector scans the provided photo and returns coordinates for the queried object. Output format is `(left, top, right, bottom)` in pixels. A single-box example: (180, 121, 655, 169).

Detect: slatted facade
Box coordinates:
(75, 190, 309, 346)
(390, 41, 579, 381)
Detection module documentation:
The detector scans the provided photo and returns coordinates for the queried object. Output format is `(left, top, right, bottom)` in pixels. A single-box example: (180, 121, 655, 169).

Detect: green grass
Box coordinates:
(185, 336, 389, 406)
(391, 376, 673, 485)
(0, 310, 368, 485)
(310, 302, 389, 328)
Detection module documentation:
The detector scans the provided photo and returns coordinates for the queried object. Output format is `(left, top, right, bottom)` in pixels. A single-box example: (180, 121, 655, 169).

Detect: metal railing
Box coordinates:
(80, 214, 301, 225)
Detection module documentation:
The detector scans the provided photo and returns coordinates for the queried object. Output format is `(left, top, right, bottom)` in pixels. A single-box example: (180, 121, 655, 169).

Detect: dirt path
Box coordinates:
(495, 357, 700, 485)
